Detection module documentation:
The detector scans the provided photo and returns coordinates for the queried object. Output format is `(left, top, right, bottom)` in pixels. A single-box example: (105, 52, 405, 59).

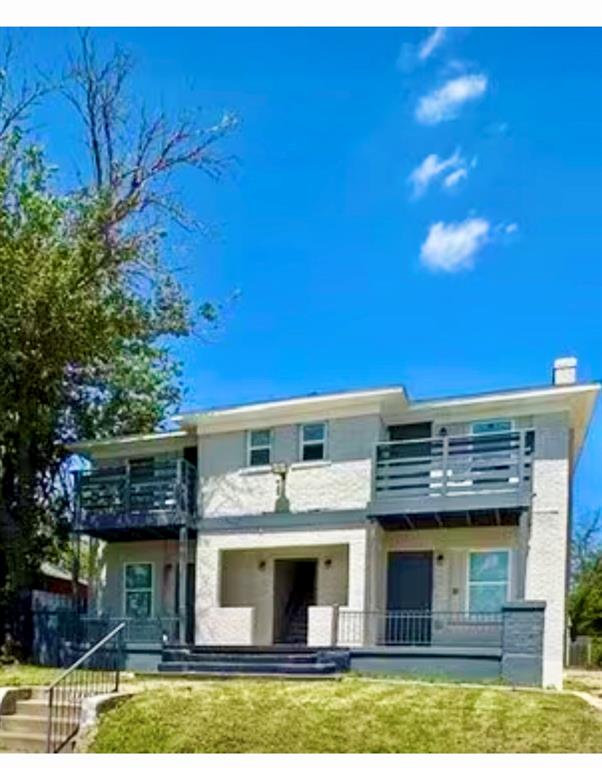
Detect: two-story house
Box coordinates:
(67, 357, 599, 688)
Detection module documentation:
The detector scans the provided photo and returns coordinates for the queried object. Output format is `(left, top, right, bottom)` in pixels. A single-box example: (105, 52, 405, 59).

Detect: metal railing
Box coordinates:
(46, 621, 125, 753)
(374, 429, 534, 503)
(74, 457, 197, 531)
(338, 610, 503, 648)
(79, 615, 180, 645)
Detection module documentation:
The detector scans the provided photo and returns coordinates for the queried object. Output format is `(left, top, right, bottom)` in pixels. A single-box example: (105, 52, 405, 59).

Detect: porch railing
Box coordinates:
(46, 621, 125, 753)
(74, 457, 197, 532)
(374, 430, 534, 505)
(78, 616, 180, 645)
(338, 610, 503, 648)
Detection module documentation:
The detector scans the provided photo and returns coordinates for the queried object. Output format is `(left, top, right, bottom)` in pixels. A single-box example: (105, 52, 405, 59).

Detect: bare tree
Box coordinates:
(572, 508, 602, 579)
(62, 31, 238, 282)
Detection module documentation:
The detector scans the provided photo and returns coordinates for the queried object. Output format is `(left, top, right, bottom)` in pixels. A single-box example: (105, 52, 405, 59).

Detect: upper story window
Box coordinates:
(468, 550, 509, 613)
(300, 422, 327, 461)
(248, 429, 272, 466)
(471, 419, 513, 435)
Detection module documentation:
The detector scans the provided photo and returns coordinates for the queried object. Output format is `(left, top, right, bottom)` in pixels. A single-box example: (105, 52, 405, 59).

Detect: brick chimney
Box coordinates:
(552, 357, 577, 386)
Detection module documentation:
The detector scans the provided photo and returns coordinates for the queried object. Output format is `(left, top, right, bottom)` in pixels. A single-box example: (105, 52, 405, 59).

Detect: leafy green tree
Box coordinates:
(0, 33, 236, 653)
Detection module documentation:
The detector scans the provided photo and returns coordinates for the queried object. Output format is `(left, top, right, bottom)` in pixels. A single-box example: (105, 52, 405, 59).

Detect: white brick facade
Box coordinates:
(79, 379, 598, 689)
(198, 414, 382, 517)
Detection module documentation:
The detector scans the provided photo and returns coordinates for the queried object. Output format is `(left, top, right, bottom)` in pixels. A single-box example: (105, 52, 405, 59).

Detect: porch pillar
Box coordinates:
(178, 525, 188, 644)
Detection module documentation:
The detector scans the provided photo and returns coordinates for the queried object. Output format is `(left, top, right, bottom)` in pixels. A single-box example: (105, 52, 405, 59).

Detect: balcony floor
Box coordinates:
(369, 506, 524, 530)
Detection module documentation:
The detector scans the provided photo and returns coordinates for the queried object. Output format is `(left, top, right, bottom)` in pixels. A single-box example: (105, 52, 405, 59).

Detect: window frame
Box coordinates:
(466, 549, 511, 615)
(123, 562, 154, 619)
(470, 419, 515, 435)
(299, 421, 328, 462)
(247, 428, 272, 467)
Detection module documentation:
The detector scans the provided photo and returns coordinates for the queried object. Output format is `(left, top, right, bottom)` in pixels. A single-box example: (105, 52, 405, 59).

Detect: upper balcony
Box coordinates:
(371, 429, 534, 526)
(73, 457, 197, 540)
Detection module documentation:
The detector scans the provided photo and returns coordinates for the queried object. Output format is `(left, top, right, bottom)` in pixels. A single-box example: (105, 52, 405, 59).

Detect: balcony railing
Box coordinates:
(338, 610, 502, 648)
(74, 458, 197, 533)
(373, 429, 534, 511)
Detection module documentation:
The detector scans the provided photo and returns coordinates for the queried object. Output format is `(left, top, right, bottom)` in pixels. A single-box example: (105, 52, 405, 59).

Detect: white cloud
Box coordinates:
(442, 167, 468, 188)
(408, 149, 475, 198)
(505, 222, 519, 234)
(420, 218, 491, 272)
(416, 74, 488, 125)
(408, 149, 461, 198)
(418, 28, 446, 61)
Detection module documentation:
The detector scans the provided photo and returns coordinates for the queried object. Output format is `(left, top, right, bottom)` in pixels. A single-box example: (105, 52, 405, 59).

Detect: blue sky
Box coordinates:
(18, 27, 602, 515)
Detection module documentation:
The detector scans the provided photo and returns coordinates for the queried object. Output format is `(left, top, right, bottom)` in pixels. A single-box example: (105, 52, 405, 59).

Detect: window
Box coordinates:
(248, 429, 271, 466)
(124, 563, 153, 618)
(471, 419, 513, 435)
(468, 551, 509, 613)
(300, 422, 327, 461)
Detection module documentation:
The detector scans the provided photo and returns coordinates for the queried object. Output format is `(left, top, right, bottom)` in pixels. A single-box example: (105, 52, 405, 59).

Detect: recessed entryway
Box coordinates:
(273, 559, 317, 644)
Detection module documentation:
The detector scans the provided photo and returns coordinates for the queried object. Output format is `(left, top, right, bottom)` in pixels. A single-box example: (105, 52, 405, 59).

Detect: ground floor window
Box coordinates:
(124, 563, 153, 618)
(468, 550, 509, 613)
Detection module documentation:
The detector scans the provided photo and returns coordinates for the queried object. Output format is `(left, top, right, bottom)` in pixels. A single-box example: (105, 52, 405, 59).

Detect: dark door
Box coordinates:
(386, 551, 433, 645)
(386, 423, 433, 493)
(273, 560, 317, 644)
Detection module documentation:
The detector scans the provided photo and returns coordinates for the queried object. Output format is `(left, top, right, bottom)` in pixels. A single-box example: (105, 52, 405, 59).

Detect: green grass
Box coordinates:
(0, 663, 61, 686)
(90, 678, 602, 753)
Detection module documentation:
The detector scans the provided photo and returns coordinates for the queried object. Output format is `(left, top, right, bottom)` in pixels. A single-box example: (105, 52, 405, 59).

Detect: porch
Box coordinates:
(195, 520, 525, 650)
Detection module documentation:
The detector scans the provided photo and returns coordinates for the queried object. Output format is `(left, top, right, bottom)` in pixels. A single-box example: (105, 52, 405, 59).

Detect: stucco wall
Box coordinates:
(93, 539, 195, 617)
(383, 526, 521, 614)
(220, 544, 348, 644)
(195, 527, 369, 645)
(198, 415, 382, 517)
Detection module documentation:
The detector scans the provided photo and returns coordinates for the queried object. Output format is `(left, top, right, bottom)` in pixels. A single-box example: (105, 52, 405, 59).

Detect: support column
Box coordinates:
(178, 525, 188, 644)
(501, 601, 545, 686)
(524, 416, 571, 688)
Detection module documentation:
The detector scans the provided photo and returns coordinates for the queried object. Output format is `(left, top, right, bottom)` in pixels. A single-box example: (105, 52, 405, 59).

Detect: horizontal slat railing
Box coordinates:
(75, 458, 197, 530)
(374, 430, 534, 503)
(338, 610, 502, 648)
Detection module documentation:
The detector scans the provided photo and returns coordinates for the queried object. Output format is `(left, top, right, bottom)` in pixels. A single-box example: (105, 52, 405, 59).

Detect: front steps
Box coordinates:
(0, 688, 79, 753)
(159, 645, 350, 678)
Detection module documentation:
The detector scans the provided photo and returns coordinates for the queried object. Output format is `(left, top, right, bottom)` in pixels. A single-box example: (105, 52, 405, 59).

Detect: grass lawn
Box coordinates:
(90, 678, 602, 753)
(0, 663, 61, 687)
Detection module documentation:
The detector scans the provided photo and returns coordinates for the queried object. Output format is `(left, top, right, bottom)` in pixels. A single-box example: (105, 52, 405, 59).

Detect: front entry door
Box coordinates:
(273, 559, 317, 644)
(386, 551, 433, 645)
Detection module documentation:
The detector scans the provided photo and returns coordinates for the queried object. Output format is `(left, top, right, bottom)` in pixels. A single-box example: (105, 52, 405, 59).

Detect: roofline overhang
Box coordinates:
(176, 386, 408, 434)
(64, 380, 600, 463)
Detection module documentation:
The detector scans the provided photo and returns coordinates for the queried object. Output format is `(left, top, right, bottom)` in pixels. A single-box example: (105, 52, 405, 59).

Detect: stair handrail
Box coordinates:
(46, 620, 126, 753)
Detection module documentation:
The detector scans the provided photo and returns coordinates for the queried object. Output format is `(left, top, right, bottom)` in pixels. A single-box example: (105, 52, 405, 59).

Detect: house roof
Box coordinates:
(66, 378, 600, 461)
(41, 562, 88, 586)
(176, 385, 408, 432)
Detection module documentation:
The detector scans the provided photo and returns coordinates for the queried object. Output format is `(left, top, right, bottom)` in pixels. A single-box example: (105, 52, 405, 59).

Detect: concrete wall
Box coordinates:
(92, 539, 195, 617)
(198, 415, 382, 518)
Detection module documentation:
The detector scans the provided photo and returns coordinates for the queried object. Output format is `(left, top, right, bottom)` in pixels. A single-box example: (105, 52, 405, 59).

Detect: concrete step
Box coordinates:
(157, 660, 337, 675)
(153, 670, 341, 680)
(0, 731, 50, 753)
(15, 699, 79, 718)
(0, 714, 72, 735)
(183, 652, 320, 664)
